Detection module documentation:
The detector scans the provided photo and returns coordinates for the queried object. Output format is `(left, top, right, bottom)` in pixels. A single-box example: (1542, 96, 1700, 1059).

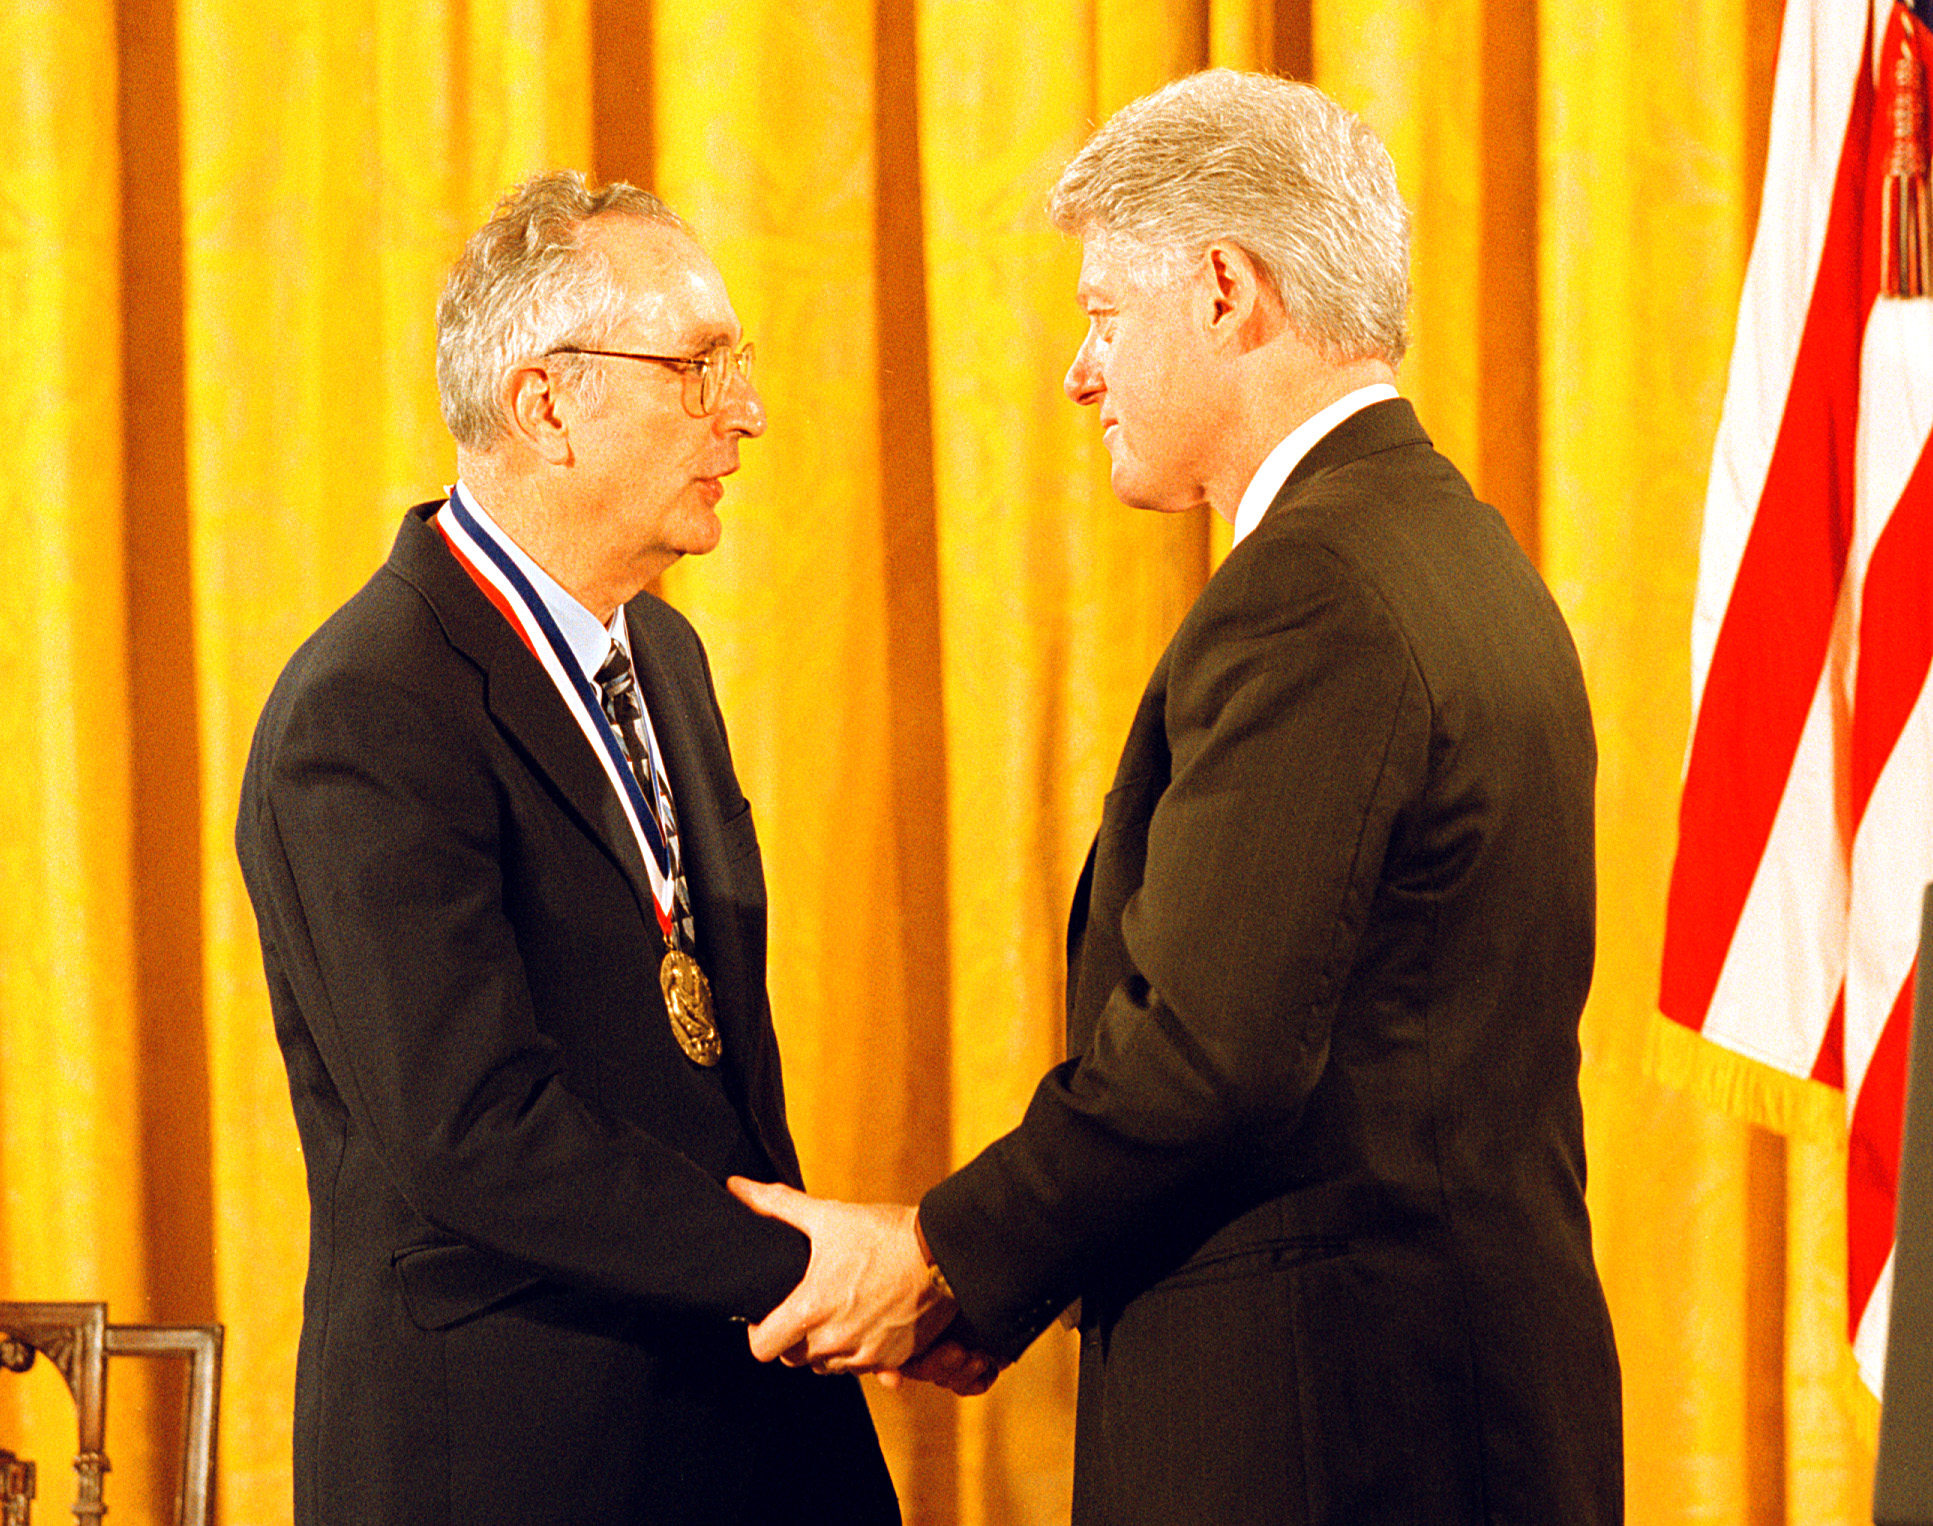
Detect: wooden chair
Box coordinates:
(0, 1303, 221, 1526)
(0, 1446, 33, 1526)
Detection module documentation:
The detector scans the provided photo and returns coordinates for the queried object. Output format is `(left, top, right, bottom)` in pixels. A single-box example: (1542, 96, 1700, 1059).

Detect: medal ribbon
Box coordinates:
(434, 490, 682, 941)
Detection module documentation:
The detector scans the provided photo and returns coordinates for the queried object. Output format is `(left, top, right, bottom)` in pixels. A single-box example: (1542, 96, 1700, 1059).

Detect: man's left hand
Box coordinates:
(880, 1336, 999, 1396)
(727, 1178, 955, 1373)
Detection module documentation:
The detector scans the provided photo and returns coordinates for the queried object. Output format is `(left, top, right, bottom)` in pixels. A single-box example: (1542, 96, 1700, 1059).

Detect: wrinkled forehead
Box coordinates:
(588, 215, 743, 346)
(1076, 230, 1189, 304)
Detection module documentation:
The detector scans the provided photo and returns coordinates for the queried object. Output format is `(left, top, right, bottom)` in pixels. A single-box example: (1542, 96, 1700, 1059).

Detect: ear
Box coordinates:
(1203, 243, 1264, 343)
(501, 362, 574, 466)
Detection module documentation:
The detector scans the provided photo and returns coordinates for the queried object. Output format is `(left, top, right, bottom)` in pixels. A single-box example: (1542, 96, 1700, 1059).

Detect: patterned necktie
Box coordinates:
(594, 640, 694, 945)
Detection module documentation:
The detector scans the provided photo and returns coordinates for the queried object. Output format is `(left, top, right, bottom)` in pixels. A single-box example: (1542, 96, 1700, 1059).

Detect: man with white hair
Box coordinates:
(236, 172, 898, 1525)
(732, 71, 1623, 1524)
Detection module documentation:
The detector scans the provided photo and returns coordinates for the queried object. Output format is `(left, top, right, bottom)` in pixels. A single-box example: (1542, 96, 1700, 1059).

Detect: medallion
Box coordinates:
(661, 947, 722, 1066)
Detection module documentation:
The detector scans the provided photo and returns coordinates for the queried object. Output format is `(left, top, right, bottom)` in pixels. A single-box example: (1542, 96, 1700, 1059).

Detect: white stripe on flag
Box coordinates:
(1688, 0, 1868, 722)
(1699, 648, 1849, 1074)
(1851, 300, 1933, 570)
(1846, 700, 1933, 1103)
(1843, 298, 1933, 1104)
(1857, 1244, 1897, 1393)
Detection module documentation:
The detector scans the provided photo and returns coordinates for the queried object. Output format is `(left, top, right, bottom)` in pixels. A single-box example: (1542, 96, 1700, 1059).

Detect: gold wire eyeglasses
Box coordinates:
(546, 340, 755, 417)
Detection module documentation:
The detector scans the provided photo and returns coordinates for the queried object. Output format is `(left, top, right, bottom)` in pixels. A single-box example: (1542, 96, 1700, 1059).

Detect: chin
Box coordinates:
(680, 511, 724, 557)
(1109, 469, 1193, 516)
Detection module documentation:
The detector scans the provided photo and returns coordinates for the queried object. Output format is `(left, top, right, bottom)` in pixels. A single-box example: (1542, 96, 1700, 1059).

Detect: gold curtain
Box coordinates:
(0, 0, 1880, 1520)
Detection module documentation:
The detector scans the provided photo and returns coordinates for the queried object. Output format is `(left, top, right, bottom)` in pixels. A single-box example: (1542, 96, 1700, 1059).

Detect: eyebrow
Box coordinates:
(679, 323, 740, 350)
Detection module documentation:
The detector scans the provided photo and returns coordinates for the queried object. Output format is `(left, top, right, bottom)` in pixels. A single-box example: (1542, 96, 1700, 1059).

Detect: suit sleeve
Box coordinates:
(920, 539, 1429, 1361)
(239, 651, 809, 1322)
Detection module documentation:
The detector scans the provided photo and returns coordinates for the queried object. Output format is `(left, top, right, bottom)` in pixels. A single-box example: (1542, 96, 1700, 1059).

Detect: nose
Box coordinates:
(1065, 334, 1102, 406)
(719, 376, 766, 438)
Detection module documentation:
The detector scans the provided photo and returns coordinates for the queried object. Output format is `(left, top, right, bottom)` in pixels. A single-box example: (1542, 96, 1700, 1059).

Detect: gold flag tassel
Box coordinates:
(1883, 16, 1931, 298)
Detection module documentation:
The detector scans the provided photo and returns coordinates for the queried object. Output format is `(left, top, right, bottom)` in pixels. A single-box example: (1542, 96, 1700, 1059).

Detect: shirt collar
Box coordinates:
(449, 480, 626, 678)
(1228, 383, 1400, 548)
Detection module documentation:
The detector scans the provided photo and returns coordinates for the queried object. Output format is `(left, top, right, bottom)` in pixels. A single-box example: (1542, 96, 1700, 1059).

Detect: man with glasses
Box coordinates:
(236, 171, 898, 1526)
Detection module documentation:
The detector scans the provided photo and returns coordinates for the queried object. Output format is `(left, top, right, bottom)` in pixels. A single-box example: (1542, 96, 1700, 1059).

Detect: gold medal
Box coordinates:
(660, 947, 722, 1066)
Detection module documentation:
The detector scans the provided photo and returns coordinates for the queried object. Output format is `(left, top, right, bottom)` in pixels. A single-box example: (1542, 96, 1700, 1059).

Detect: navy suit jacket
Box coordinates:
(237, 503, 897, 1526)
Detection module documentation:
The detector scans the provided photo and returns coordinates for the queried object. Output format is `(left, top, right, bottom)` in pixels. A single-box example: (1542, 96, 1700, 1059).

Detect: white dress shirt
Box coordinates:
(449, 479, 634, 681)
(1228, 383, 1400, 548)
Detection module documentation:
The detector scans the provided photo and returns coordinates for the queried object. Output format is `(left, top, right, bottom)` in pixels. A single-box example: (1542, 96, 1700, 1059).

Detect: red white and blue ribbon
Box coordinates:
(433, 487, 684, 942)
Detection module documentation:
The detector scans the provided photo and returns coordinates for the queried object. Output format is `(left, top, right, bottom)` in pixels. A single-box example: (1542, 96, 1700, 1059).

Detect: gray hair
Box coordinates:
(436, 170, 685, 450)
(1049, 70, 1411, 364)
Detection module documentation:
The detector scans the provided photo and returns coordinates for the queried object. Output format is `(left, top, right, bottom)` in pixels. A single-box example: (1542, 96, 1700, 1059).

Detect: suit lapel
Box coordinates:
(388, 504, 662, 925)
(622, 615, 718, 954)
(620, 614, 751, 1051)
(397, 506, 793, 1167)
(623, 603, 797, 1172)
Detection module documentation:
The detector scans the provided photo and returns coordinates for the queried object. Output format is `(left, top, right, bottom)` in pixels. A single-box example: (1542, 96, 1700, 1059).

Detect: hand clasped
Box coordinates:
(725, 1177, 999, 1396)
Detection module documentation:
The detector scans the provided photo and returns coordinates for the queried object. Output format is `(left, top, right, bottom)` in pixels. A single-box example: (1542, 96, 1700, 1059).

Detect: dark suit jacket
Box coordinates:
(921, 402, 1622, 1525)
(236, 503, 898, 1526)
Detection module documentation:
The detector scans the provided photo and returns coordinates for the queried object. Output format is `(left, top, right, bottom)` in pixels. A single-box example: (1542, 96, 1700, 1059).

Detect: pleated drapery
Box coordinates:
(0, 0, 1877, 1521)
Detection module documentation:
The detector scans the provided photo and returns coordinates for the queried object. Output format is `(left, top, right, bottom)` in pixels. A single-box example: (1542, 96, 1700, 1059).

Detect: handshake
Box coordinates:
(726, 1178, 1001, 1397)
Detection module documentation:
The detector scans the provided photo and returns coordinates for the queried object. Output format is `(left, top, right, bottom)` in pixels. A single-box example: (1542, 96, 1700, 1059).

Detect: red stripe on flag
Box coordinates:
(1849, 967, 1915, 1332)
(1813, 987, 1847, 1088)
(1850, 438, 1933, 824)
(1659, 60, 1876, 1034)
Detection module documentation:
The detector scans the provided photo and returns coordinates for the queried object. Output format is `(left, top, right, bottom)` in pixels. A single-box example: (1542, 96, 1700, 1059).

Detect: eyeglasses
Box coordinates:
(546, 340, 755, 417)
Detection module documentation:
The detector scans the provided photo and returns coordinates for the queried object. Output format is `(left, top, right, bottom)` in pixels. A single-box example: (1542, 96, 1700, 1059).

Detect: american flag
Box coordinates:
(1658, 0, 1933, 1393)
